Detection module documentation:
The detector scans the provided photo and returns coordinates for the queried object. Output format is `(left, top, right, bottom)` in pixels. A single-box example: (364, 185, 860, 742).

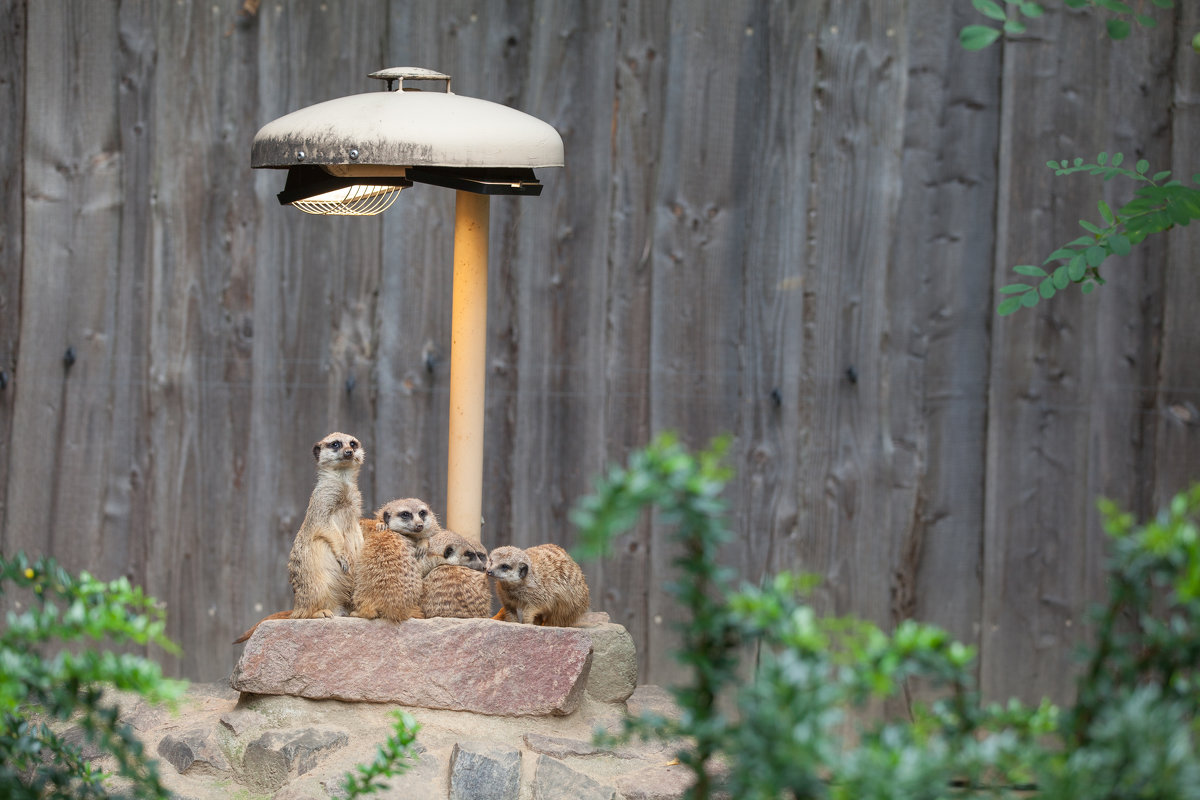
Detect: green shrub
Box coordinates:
(340, 709, 421, 797)
(574, 435, 1200, 799)
(0, 553, 187, 799)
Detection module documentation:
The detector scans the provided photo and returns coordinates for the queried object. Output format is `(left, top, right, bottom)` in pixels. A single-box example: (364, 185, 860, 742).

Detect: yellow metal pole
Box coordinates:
(446, 190, 490, 543)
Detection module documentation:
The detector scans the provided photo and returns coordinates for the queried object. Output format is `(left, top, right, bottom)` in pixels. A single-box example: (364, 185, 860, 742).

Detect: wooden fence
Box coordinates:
(2, 0, 1198, 706)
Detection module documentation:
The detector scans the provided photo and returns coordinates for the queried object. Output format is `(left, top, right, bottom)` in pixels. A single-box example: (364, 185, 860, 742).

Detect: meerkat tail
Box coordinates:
(232, 609, 292, 644)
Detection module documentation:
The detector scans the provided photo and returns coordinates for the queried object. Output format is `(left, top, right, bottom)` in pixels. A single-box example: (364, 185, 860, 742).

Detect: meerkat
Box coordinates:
(486, 543, 590, 627)
(233, 432, 365, 643)
(359, 497, 440, 559)
(350, 497, 440, 623)
(419, 530, 492, 618)
(417, 528, 485, 577)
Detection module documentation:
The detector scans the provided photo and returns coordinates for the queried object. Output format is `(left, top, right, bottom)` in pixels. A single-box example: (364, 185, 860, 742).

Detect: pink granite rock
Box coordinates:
(230, 616, 594, 716)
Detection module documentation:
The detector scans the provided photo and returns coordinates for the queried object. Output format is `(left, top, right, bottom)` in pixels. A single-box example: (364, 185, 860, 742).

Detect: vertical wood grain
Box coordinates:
(885, 0, 1001, 665)
(7, 1, 124, 577)
(594, 0, 670, 678)
(0, 0, 25, 540)
(792, 0, 910, 635)
(983, 6, 1176, 706)
(1152, 3, 1200, 508)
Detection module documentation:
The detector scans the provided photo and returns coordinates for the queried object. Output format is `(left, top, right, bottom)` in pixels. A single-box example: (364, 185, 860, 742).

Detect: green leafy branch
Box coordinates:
(997, 153, 1200, 315)
(0, 553, 187, 799)
(961, 0, 1175, 51)
(340, 710, 422, 797)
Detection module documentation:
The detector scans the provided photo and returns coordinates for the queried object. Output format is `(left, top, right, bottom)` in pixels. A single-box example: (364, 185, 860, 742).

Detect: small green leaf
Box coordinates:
(999, 283, 1034, 294)
(1099, 200, 1115, 225)
(1038, 278, 1055, 299)
(960, 25, 1002, 50)
(1004, 18, 1027, 33)
(1111, 152, 1125, 167)
(1082, 282, 1097, 294)
(998, 296, 1025, 315)
(1079, 220, 1105, 235)
(1046, 160, 1061, 169)
(1134, 14, 1157, 28)
(1109, 234, 1131, 256)
(1052, 266, 1070, 290)
(1096, 0, 1133, 12)
(1153, 171, 1172, 182)
(1073, 157, 1084, 167)
(1136, 159, 1149, 174)
(1021, 291, 1040, 308)
(1150, 0, 1172, 8)
(1068, 253, 1087, 281)
(973, 0, 1008, 20)
(1064, 0, 1088, 7)
(1086, 245, 1107, 267)
(1106, 19, 1132, 39)
(1098, 152, 1109, 166)
(1043, 247, 1079, 264)
(1020, 2, 1044, 16)
(1014, 264, 1049, 277)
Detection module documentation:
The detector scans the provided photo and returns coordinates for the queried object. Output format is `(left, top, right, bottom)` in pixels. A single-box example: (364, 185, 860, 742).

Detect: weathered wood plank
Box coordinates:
(7, 1, 124, 580)
(792, 0, 910, 635)
(0, 0, 26, 541)
(593, 0, 671, 679)
(982, 6, 1176, 706)
(1152, 4, 1200, 508)
(886, 0, 1001, 666)
(500, 0, 616, 612)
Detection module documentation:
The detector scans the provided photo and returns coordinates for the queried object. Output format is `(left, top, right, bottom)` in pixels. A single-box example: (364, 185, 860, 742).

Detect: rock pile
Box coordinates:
(79, 612, 698, 799)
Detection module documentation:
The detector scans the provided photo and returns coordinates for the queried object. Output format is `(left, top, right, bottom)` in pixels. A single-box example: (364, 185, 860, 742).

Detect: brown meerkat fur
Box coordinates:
(486, 543, 589, 627)
(417, 529, 485, 577)
(287, 432, 366, 619)
(419, 531, 491, 618)
(358, 497, 440, 559)
(232, 432, 365, 643)
(350, 498, 439, 622)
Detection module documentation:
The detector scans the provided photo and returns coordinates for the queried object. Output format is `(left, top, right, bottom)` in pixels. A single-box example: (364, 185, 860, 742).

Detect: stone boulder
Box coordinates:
(230, 616, 594, 716)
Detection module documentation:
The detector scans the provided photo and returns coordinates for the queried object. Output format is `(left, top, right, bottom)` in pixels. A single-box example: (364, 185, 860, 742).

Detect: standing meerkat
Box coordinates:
(232, 431, 365, 643)
(287, 432, 366, 618)
(420, 530, 491, 619)
(350, 498, 439, 623)
(486, 544, 590, 627)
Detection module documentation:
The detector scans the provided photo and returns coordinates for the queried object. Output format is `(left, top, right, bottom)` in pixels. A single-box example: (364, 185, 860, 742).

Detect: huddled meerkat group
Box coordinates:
(233, 430, 590, 644)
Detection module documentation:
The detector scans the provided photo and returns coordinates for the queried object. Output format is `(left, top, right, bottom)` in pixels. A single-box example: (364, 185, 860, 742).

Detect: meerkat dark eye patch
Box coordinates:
(349, 440, 359, 449)
(418, 510, 427, 520)
(328, 441, 341, 450)
(399, 511, 412, 521)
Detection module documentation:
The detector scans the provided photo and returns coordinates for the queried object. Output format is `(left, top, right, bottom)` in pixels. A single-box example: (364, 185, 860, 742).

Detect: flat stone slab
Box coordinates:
(230, 616, 594, 716)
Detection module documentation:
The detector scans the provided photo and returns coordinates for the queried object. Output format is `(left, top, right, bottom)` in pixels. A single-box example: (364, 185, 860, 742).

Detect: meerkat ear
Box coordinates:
(519, 563, 529, 580)
(312, 442, 321, 460)
(382, 511, 391, 523)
